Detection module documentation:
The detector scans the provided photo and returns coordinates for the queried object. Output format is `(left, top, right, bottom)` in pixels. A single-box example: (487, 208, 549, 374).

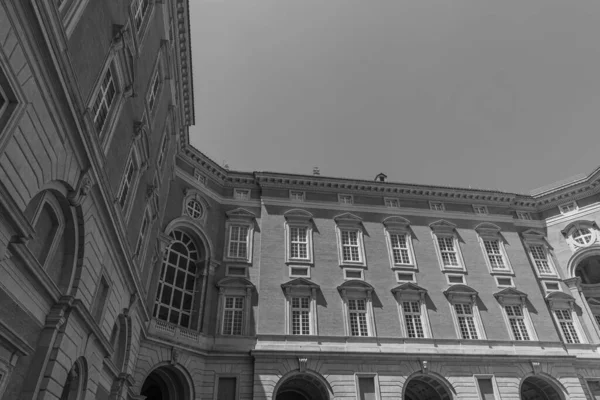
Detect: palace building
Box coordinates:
(2, 1, 600, 399)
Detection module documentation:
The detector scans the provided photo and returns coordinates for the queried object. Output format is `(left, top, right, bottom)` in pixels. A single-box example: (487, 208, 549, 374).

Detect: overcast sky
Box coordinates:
(188, 0, 600, 194)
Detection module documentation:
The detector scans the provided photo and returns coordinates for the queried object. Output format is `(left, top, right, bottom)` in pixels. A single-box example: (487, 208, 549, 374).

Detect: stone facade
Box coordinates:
(2, 1, 600, 399)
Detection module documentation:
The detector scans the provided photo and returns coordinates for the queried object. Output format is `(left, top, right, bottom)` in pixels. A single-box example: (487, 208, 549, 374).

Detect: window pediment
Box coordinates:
(382, 216, 411, 231)
(284, 209, 313, 223)
(281, 278, 319, 291)
(561, 220, 598, 237)
(545, 291, 576, 309)
(521, 229, 548, 243)
(587, 298, 600, 307)
(226, 208, 256, 222)
(216, 277, 255, 290)
(429, 219, 457, 234)
(337, 279, 374, 295)
(443, 284, 478, 303)
(474, 222, 502, 237)
(494, 287, 528, 305)
(391, 282, 426, 301)
(334, 212, 363, 227)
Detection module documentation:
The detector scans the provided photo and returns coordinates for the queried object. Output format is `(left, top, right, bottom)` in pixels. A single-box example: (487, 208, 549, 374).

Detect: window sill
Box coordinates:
(391, 264, 417, 270)
(286, 259, 313, 266)
(339, 262, 367, 268)
(489, 270, 515, 276)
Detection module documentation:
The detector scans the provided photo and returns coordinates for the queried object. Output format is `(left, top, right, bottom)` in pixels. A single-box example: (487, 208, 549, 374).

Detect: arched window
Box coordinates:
(153, 230, 200, 328)
(59, 358, 87, 400)
(29, 192, 64, 274)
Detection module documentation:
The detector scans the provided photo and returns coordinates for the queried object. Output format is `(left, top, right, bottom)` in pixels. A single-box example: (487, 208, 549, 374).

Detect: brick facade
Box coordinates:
(2, 0, 600, 399)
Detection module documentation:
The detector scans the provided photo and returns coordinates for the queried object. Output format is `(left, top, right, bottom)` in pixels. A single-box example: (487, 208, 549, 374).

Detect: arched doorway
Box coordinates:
(140, 366, 191, 400)
(520, 376, 564, 400)
(404, 375, 452, 400)
(275, 373, 330, 400)
(575, 255, 600, 285)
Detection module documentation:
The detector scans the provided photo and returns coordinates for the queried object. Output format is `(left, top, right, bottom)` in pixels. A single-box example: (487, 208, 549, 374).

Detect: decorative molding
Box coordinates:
(421, 360, 429, 375)
(68, 169, 94, 207)
(298, 357, 308, 372)
(531, 361, 542, 375)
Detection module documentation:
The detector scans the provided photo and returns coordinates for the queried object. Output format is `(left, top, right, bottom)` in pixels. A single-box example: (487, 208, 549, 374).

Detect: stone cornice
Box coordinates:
(174, 0, 194, 128)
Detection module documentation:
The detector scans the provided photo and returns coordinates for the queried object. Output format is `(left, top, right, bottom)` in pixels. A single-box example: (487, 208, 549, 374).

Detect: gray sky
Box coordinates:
(188, 0, 600, 194)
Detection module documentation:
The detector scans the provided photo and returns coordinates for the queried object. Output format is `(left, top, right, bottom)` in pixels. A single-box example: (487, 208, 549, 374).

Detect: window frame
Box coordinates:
(129, 0, 155, 49)
(133, 205, 153, 263)
(354, 373, 381, 400)
(225, 265, 249, 278)
(343, 268, 364, 280)
(446, 273, 466, 285)
(282, 280, 319, 336)
(475, 223, 513, 275)
(472, 205, 489, 215)
(562, 221, 599, 251)
(145, 53, 165, 120)
(91, 270, 112, 325)
(284, 210, 314, 264)
(116, 148, 142, 222)
(392, 283, 431, 339)
(495, 276, 514, 288)
(338, 194, 354, 205)
(522, 230, 559, 278)
(473, 374, 500, 400)
(395, 271, 416, 283)
(193, 169, 207, 185)
(516, 211, 532, 220)
(289, 190, 306, 202)
(546, 292, 587, 344)
(430, 221, 466, 272)
(383, 217, 416, 270)
(429, 201, 445, 211)
(233, 188, 251, 201)
(445, 287, 486, 340)
(156, 128, 170, 171)
(542, 280, 562, 294)
(30, 191, 65, 272)
(55, 0, 92, 38)
(213, 374, 240, 400)
(558, 201, 578, 215)
(335, 213, 366, 267)
(181, 190, 209, 225)
(223, 209, 256, 264)
(216, 277, 254, 337)
(338, 282, 376, 337)
(384, 197, 400, 208)
(494, 288, 537, 341)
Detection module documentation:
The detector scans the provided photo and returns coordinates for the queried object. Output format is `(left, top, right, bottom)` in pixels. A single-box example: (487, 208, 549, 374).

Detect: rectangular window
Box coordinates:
(339, 194, 353, 205)
(118, 156, 137, 209)
(454, 303, 478, 339)
(554, 309, 580, 344)
(483, 240, 506, 270)
(92, 276, 110, 323)
(390, 233, 411, 265)
(132, 0, 150, 32)
(134, 208, 151, 257)
(476, 378, 496, 400)
(587, 380, 600, 399)
(595, 314, 600, 327)
(291, 297, 310, 335)
(385, 198, 399, 208)
(228, 225, 249, 259)
(157, 133, 169, 168)
(91, 67, 116, 134)
(530, 245, 553, 275)
(396, 272, 415, 283)
(147, 70, 160, 111)
(348, 299, 369, 336)
(222, 296, 244, 335)
(473, 205, 488, 215)
(341, 230, 361, 262)
(543, 281, 560, 292)
(430, 202, 445, 211)
(447, 274, 465, 284)
(289, 226, 309, 260)
(217, 377, 237, 400)
(559, 201, 578, 215)
(193, 169, 206, 185)
(344, 269, 363, 280)
(517, 211, 532, 220)
(496, 277, 513, 287)
(290, 191, 305, 201)
(226, 266, 248, 277)
(505, 305, 530, 341)
(403, 301, 424, 338)
(234, 189, 250, 200)
(357, 376, 376, 400)
(438, 236, 460, 267)
(290, 266, 309, 277)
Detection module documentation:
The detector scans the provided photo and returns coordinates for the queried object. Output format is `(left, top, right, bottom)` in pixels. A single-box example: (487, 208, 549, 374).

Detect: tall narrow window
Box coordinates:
(92, 276, 110, 323)
(153, 230, 198, 328)
(217, 377, 237, 400)
(438, 236, 459, 267)
(31, 202, 60, 266)
(403, 301, 424, 338)
(147, 70, 160, 111)
(132, 0, 150, 32)
(92, 67, 116, 134)
(134, 208, 151, 258)
(357, 376, 376, 400)
(341, 230, 361, 262)
(291, 297, 310, 335)
(390, 233, 411, 265)
(529, 245, 553, 275)
(554, 309, 580, 344)
(289, 226, 308, 260)
(117, 155, 137, 209)
(157, 133, 169, 168)
(348, 299, 369, 337)
(455, 303, 479, 339)
(228, 225, 249, 259)
(483, 240, 506, 270)
(222, 296, 244, 336)
(476, 377, 497, 400)
(505, 305, 530, 340)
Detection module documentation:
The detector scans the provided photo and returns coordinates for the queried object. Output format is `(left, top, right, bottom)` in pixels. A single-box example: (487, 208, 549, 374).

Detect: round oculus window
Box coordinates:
(572, 227, 594, 246)
(186, 199, 203, 219)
